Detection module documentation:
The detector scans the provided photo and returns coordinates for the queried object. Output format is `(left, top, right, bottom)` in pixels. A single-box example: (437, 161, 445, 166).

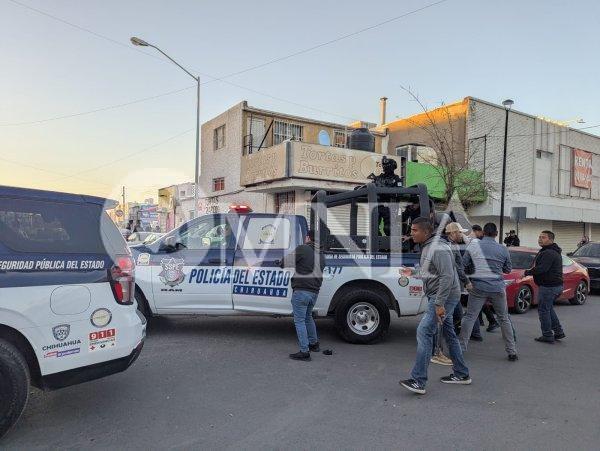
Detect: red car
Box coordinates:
(504, 247, 590, 314)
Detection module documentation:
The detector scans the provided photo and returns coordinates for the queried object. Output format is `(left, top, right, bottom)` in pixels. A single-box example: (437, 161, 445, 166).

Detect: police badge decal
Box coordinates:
(52, 324, 70, 341)
(158, 258, 186, 287)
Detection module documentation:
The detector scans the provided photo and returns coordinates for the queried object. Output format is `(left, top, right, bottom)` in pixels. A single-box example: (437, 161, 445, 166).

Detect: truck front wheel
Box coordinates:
(334, 290, 390, 344)
(0, 339, 30, 438)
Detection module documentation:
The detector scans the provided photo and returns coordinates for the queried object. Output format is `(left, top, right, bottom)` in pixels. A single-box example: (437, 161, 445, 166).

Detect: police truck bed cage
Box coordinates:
(310, 183, 432, 254)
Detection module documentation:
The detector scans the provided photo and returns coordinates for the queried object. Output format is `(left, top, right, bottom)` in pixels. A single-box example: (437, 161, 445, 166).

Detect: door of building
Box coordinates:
(552, 221, 585, 254)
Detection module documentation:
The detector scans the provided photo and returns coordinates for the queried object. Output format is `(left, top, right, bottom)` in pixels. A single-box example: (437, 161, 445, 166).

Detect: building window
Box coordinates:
(273, 120, 303, 145)
(333, 130, 347, 148)
(275, 191, 295, 215)
(189, 210, 195, 220)
(214, 125, 226, 150)
(212, 177, 225, 192)
(180, 190, 186, 198)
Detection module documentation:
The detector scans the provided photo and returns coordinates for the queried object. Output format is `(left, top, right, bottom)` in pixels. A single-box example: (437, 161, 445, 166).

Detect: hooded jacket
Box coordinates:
(419, 236, 461, 306)
(525, 243, 563, 287)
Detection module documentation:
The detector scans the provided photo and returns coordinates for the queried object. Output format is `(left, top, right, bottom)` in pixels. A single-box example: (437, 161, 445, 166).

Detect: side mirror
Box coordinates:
(566, 252, 573, 257)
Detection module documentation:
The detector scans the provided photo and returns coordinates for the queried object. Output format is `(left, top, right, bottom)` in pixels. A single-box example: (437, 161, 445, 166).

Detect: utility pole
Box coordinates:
(499, 99, 514, 243)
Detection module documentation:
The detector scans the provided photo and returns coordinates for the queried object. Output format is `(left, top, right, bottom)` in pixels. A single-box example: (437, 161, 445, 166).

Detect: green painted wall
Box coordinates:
(405, 161, 487, 203)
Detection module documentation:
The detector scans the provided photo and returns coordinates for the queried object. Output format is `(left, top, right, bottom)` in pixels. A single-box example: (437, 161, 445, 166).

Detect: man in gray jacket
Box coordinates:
(400, 218, 471, 395)
(459, 222, 518, 361)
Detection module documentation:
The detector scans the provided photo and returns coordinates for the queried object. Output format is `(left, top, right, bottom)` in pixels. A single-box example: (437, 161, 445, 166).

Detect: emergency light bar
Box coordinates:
(229, 204, 253, 213)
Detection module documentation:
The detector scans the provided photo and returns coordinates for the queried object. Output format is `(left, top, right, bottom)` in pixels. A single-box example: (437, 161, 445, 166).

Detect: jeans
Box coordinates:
(460, 288, 517, 355)
(537, 285, 564, 338)
(411, 297, 469, 387)
(291, 290, 319, 352)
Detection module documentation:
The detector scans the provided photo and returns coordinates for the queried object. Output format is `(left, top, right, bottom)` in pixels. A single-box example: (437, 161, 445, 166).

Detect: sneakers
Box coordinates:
(554, 333, 566, 340)
(400, 379, 426, 395)
(487, 323, 500, 332)
(289, 351, 311, 361)
(534, 336, 555, 344)
(470, 335, 483, 342)
(508, 354, 518, 362)
(430, 352, 453, 366)
(440, 374, 472, 385)
(309, 342, 321, 352)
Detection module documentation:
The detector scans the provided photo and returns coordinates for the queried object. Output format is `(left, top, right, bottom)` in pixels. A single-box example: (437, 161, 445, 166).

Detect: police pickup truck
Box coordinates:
(132, 184, 436, 344)
(0, 186, 145, 438)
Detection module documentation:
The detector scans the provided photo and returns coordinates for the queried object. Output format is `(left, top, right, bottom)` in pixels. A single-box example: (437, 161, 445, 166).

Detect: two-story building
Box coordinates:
(382, 97, 600, 250)
(197, 101, 391, 233)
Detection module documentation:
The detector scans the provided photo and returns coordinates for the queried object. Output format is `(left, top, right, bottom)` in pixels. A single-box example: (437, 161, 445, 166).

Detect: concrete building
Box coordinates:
(157, 182, 196, 231)
(382, 97, 600, 250)
(197, 101, 389, 231)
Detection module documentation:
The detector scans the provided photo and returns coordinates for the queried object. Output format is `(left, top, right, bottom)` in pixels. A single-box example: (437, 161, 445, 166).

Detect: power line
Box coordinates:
(46, 128, 194, 183)
(0, 156, 111, 187)
(3, 0, 450, 126)
(0, 86, 195, 126)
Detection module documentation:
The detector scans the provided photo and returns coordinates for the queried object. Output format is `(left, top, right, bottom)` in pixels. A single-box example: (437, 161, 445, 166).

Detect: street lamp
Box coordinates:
(498, 98, 514, 243)
(130, 36, 201, 211)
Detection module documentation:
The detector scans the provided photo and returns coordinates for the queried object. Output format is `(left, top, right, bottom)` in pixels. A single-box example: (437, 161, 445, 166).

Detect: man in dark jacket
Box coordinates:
(504, 230, 520, 247)
(282, 229, 326, 361)
(525, 230, 565, 343)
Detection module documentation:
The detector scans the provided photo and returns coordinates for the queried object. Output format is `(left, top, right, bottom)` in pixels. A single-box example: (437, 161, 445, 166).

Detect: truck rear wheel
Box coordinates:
(0, 339, 30, 438)
(334, 290, 390, 344)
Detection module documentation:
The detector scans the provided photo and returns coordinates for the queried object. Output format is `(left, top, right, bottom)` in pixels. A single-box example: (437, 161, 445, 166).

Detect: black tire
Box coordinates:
(135, 289, 152, 322)
(569, 281, 588, 305)
(334, 289, 391, 344)
(512, 285, 533, 314)
(0, 339, 30, 439)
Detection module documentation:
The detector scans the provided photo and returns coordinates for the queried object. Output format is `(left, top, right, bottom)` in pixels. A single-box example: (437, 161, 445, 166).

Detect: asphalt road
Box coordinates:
(4, 295, 600, 450)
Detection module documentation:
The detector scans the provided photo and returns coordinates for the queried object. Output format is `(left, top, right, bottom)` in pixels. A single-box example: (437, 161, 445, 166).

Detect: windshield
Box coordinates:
(509, 250, 536, 270)
(573, 243, 600, 258)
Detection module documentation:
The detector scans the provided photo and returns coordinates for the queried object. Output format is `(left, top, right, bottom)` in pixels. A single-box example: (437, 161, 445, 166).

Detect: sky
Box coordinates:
(1, 0, 599, 203)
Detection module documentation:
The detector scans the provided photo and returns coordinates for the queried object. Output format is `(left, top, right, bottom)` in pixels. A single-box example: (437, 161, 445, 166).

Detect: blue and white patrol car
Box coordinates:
(131, 211, 427, 344)
(0, 186, 145, 438)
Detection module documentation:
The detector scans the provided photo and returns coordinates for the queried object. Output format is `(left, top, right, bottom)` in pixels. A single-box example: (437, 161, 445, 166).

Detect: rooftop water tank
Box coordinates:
(348, 127, 375, 152)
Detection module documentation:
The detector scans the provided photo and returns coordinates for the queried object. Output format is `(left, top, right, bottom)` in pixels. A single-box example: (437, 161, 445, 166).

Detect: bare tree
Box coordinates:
(399, 86, 504, 208)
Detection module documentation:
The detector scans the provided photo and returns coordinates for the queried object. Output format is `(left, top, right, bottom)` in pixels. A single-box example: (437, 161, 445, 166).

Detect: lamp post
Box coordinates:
(130, 37, 201, 211)
(498, 98, 514, 243)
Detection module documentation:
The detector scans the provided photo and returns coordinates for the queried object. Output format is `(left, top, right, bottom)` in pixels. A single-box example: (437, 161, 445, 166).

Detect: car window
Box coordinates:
(562, 255, 574, 266)
(243, 217, 291, 250)
(177, 216, 234, 249)
(0, 198, 105, 254)
(509, 251, 536, 269)
(572, 243, 600, 258)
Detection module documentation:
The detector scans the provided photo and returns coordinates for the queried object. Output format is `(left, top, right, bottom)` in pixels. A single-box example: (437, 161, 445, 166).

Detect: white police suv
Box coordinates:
(0, 186, 146, 437)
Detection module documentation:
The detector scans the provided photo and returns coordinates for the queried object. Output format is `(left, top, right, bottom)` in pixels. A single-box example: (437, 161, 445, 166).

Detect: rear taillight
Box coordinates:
(109, 255, 135, 305)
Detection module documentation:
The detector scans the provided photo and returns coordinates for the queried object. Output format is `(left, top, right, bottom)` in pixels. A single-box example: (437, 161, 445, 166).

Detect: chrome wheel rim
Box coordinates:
(347, 302, 380, 335)
(516, 287, 531, 311)
(576, 282, 587, 304)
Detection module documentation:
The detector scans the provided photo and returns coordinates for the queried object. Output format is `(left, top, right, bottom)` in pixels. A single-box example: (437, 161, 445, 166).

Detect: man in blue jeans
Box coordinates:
(525, 230, 566, 343)
(400, 218, 471, 395)
(283, 229, 326, 361)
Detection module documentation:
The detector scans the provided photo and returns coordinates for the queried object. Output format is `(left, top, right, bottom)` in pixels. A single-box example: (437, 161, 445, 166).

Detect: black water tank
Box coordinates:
(348, 127, 375, 152)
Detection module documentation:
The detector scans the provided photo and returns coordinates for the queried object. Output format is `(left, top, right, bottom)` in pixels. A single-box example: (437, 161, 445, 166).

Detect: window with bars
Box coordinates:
(213, 125, 226, 150)
(333, 130, 347, 148)
(273, 120, 303, 145)
(275, 191, 295, 215)
(212, 177, 225, 192)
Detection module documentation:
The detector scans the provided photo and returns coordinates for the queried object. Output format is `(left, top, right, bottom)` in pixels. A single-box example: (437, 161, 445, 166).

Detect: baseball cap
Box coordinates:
(445, 222, 469, 234)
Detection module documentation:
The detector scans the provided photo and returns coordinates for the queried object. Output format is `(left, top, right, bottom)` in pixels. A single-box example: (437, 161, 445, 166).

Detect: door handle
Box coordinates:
(209, 258, 226, 264)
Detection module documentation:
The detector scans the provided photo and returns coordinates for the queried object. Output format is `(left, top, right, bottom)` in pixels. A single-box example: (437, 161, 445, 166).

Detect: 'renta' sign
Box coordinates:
(572, 148, 592, 189)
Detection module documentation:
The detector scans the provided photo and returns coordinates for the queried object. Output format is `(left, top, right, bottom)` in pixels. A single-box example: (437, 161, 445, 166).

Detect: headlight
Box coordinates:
(504, 279, 516, 286)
